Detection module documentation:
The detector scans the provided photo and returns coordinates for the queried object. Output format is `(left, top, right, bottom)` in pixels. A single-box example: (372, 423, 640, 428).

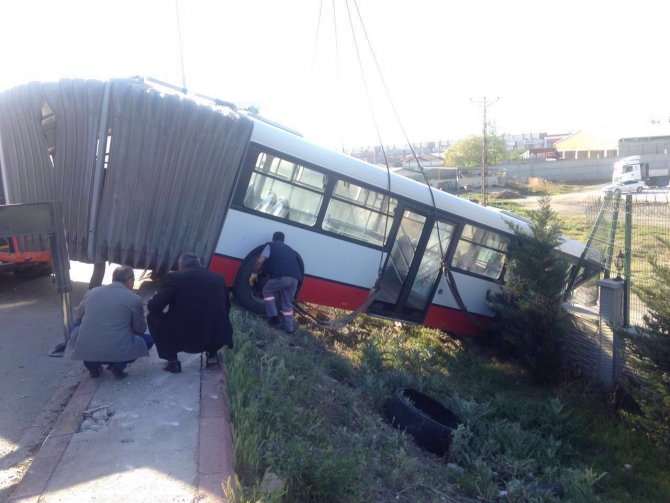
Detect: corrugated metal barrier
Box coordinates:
(0, 78, 253, 271)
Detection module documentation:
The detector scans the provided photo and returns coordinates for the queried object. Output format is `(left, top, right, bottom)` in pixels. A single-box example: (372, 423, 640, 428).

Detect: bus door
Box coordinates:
(368, 207, 456, 323)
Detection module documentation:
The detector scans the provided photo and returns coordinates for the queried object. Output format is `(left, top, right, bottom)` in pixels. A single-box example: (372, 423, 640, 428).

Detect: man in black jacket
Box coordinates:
(249, 231, 303, 334)
(147, 252, 233, 373)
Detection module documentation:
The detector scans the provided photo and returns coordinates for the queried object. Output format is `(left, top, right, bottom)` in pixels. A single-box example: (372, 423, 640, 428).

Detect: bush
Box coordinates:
(488, 196, 570, 384)
(621, 237, 670, 453)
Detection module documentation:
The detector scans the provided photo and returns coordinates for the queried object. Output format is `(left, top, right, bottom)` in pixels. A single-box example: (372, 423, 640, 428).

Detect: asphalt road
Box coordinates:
(0, 262, 128, 501)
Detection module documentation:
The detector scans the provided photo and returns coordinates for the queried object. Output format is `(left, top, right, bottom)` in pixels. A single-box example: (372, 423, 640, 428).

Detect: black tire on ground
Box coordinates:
(636, 186, 643, 193)
(232, 246, 268, 315)
(383, 388, 460, 456)
(232, 246, 305, 315)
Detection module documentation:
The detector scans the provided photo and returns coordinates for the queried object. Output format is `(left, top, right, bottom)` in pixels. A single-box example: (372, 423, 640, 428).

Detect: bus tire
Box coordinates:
(232, 247, 267, 315)
(383, 388, 460, 456)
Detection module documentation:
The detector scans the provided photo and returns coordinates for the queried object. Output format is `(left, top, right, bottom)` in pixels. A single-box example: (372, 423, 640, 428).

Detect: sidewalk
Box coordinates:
(7, 350, 234, 503)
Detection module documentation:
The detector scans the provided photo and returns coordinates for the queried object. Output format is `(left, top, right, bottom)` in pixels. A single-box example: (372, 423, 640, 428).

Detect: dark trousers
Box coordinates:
(262, 276, 298, 332)
(148, 314, 222, 361)
(84, 333, 154, 372)
(147, 314, 180, 362)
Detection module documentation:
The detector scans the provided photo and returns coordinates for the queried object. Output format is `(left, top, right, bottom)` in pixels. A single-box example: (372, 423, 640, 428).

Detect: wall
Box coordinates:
(492, 153, 670, 184)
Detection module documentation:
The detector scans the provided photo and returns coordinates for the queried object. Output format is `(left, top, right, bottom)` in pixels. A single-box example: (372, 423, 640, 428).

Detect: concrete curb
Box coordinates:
(7, 375, 101, 503)
(197, 356, 236, 503)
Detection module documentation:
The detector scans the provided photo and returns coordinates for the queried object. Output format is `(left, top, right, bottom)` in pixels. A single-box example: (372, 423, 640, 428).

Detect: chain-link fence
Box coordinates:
(578, 190, 670, 327)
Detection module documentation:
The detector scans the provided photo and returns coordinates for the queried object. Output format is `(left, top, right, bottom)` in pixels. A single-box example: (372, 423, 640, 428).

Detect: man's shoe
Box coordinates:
(107, 365, 128, 380)
(164, 360, 182, 373)
(267, 316, 281, 328)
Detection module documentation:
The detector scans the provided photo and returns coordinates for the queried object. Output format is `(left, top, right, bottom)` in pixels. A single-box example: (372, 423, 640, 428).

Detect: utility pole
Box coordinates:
(471, 97, 499, 206)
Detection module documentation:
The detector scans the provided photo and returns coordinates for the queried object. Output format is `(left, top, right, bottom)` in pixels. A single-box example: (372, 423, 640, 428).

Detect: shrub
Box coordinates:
(487, 196, 570, 384)
(621, 237, 670, 452)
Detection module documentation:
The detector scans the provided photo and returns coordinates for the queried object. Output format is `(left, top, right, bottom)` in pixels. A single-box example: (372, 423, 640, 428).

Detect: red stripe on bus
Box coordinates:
(208, 253, 489, 336)
(297, 277, 369, 309)
(208, 254, 370, 309)
(423, 305, 489, 337)
(208, 255, 241, 285)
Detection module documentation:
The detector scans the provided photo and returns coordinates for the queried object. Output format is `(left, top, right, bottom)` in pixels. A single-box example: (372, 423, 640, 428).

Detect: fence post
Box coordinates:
(623, 194, 632, 327)
(597, 278, 625, 388)
(604, 194, 621, 278)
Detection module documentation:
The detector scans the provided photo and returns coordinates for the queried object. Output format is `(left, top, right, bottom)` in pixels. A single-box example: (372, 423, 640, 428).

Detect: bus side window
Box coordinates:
(322, 180, 396, 246)
(242, 152, 325, 227)
(451, 224, 508, 280)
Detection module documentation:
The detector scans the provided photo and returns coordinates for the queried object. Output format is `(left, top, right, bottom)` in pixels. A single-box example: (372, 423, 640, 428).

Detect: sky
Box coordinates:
(0, 0, 669, 150)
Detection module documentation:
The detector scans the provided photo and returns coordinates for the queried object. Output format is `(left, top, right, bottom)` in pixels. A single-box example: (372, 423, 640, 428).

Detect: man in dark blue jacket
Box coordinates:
(249, 231, 303, 333)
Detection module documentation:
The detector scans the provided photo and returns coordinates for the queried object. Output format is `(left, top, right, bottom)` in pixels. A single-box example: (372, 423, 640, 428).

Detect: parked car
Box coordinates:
(602, 180, 646, 194)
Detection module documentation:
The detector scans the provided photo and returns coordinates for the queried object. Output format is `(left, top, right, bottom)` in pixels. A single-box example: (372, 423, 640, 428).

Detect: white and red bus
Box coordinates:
(209, 115, 592, 337)
(0, 78, 594, 337)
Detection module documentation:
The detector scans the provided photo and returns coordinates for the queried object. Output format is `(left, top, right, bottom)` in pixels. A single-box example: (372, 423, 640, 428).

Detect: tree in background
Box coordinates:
(442, 133, 506, 168)
(487, 196, 570, 384)
(621, 237, 670, 451)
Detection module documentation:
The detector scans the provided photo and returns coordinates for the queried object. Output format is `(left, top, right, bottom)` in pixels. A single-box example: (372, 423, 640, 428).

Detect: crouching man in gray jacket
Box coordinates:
(65, 265, 153, 379)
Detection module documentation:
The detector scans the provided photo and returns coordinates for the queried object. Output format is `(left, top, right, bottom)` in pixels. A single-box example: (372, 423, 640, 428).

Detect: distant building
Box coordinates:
(348, 140, 450, 166)
(502, 132, 571, 150)
(402, 153, 443, 168)
(392, 166, 459, 192)
(502, 132, 546, 150)
(520, 147, 558, 160)
(553, 131, 618, 160)
(618, 135, 670, 156)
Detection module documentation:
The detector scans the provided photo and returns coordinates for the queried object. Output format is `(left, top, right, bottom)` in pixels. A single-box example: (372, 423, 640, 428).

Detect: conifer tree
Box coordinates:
(622, 237, 670, 450)
(488, 196, 570, 384)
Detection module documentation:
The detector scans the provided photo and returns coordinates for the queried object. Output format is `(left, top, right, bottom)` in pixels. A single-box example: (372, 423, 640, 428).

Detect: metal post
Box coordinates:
(623, 194, 632, 326)
(481, 97, 488, 206)
(603, 193, 621, 278)
(48, 202, 73, 356)
(88, 81, 112, 262)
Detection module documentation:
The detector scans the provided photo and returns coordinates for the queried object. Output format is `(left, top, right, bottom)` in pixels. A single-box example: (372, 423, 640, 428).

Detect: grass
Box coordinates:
(222, 307, 670, 502)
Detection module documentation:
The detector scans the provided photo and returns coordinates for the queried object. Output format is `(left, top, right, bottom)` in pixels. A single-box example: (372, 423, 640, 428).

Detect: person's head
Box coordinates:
(112, 265, 135, 289)
(178, 252, 201, 270)
(272, 231, 285, 243)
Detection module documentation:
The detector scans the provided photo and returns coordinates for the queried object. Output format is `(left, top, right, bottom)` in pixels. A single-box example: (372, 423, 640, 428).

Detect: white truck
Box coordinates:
(612, 155, 670, 187)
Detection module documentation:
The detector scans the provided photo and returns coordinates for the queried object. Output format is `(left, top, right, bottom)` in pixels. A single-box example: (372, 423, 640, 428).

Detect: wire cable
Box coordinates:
(310, 0, 324, 72)
(343, 0, 392, 278)
(331, 0, 345, 152)
(174, 0, 188, 91)
(350, 0, 480, 326)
